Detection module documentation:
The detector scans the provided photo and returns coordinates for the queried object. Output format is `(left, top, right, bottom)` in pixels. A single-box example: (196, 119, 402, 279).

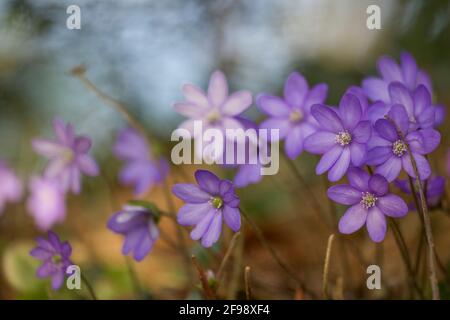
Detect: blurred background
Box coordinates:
(0, 0, 449, 299)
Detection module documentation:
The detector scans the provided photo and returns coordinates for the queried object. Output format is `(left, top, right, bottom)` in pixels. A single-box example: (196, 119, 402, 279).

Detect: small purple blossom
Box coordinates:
(27, 176, 66, 231)
(328, 167, 408, 242)
(32, 118, 99, 194)
(367, 105, 440, 182)
(362, 52, 444, 126)
(303, 93, 372, 181)
(395, 176, 446, 209)
(172, 170, 240, 248)
(107, 203, 159, 261)
(0, 162, 23, 214)
(113, 127, 169, 195)
(257, 72, 328, 159)
(30, 231, 72, 290)
(174, 70, 252, 152)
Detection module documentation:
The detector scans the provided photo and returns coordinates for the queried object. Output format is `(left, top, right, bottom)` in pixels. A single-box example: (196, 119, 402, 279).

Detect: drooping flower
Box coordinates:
(0, 162, 23, 214)
(362, 52, 444, 126)
(107, 202, 160, 261)
(172, 170, 240, 248)
(32, 118, 99, 194)
(303, 93, 372, 181)
(27, 176, 66, 231)
(30, 231, 73, 290)
(328, 167, 408, 242)
(174, 71, 252, 161)
(366, 105, 440, 182)
(257, 72, 327, 159)
(395, 176, 446, 209)
(113, 127, 169, 195)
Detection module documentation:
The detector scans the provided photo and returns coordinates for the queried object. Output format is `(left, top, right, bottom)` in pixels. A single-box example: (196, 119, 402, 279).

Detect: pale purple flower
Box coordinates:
(367, 105, 440, 182)
(395, 176, 446, 209)
(257, 72, 327, 159)
(0, 162, 22, 214)
(107, 203, 159, 261)
(328, 167, 408, 242)
(27, 176, 66, 231)
(32, 118, 99, 194)
(172, 170, 240, 248)
(113, 127, 169, 195)
(362, 52, 444, 126)
(30, 231, 72, 290)
(303, 93, 372, 181)
(174, 71, 252, 160)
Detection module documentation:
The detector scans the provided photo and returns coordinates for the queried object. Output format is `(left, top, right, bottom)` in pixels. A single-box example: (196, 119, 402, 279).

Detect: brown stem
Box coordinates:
(322, 234, 335, 299)
(386, 116, 440, 300)
(192, 255, 216, 299)
(390, 219, 424, 299)
(239, 207, 316, 298)
(244, 266, 252, 300)
(80, 273, 98, 300)
(216, 231, 241, 290)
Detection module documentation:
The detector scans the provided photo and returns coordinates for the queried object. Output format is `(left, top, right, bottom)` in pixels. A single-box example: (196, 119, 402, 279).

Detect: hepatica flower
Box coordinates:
(107, 203, 159, 261)
(328, 167, 408, 242)
(0, 162, 22, 214)
(362, 52, 445, 126)
(32, 118, 99, 194)
(395, 176, 445, 209)
(113, 127, 168, 195)
(27, 176, 66, 231)
(172, 170, 240, 248)
(30, 231, 72, 290)
(367, 105, 440, 182)
(174, 70, 252, 160)
(304, 93, 371, 181)
(257, 72, 328, 159)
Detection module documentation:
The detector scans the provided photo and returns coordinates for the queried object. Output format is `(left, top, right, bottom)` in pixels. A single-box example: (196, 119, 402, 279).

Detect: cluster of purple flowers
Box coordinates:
(174, 52, 445, 244)
(23, 51, 446, 291)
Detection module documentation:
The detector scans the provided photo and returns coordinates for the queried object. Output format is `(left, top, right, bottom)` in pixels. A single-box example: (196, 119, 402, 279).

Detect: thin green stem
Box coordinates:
(80, 273, 98, 300)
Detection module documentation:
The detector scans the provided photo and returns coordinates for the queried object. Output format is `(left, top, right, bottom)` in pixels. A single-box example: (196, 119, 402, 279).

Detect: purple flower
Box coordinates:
(362, 52, 444, 126)
(303, 93, 372, 181)
(366, 105, 440, 182)
(395, 176, 446, 209)
(30, 231, 72, 290)
(107, 203, 159, 261)
(257, 72, 327, 159)
(113, 127, 169, 195)
(0, 162, 22, 214)
(172, 170, 240, 248)
(32, 118, 99, 194)
(174, 71, 252, 151)
(27, 176, 66, 231)
(328, 167, 408, 242)
(368, 83, 437, 130)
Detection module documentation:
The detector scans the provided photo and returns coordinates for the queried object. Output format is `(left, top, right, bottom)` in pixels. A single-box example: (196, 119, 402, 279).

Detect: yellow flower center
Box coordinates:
(289, 110, 303, 123)
(211, 196, 223, 209)
(392, 140, 407, 157)
(360, 192, 378, 209)
(335, 131, 352, 146)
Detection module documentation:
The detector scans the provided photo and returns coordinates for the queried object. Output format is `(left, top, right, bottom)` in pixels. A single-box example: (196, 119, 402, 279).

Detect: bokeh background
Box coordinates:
(0, 0, 449, 299)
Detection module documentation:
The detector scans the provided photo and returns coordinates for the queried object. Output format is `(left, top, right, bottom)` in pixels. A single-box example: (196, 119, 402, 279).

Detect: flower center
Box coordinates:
(52, 254, 62, 265)
(335, 131, 352, 146)
(62, 148, 75, 162)
(207, 109, 221, 124)
(392, 140, 407, 157)
(211, 196, 223, 209)
(360, 192, 378, 209)
(289, 110, 303, 123)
